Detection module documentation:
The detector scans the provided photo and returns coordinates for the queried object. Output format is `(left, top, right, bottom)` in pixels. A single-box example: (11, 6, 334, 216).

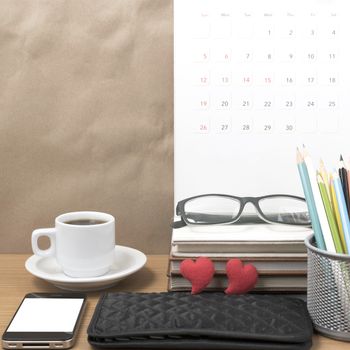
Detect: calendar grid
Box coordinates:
(179, 1, 342, 135)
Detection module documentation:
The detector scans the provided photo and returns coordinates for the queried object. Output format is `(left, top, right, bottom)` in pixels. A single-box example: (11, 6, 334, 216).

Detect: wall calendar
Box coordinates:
(174, 0, 350, 202)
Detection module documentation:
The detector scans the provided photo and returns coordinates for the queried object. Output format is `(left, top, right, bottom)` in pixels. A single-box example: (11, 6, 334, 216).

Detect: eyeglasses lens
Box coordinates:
(184, 196, 241, 224)
(258, 197, 310, 225)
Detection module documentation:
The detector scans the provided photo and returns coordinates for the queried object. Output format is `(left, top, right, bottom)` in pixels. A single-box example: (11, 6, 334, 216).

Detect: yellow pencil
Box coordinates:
(329, 174, 347, 253)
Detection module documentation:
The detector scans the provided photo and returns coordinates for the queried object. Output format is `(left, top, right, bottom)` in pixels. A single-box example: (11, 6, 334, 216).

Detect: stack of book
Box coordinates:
(168, 224, 312, 292)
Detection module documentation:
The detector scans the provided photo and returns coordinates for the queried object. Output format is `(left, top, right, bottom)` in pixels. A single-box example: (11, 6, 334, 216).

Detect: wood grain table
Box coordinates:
(0, 254, 349, 349)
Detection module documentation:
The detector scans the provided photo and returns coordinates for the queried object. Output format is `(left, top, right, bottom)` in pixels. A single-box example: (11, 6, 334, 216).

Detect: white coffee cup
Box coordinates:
(31, 211, 115, 278)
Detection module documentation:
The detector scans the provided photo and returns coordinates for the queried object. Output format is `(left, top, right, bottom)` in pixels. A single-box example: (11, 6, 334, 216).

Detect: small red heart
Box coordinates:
(180, 257, 215, 294)
(225, 259, 258, 295)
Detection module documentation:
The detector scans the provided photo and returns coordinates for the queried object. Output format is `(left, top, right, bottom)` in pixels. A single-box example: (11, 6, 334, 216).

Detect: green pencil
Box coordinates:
(317, 173, 344, 253)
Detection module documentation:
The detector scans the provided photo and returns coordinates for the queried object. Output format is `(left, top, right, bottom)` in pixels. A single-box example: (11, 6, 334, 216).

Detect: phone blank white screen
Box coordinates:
(7, 298, 84, 332)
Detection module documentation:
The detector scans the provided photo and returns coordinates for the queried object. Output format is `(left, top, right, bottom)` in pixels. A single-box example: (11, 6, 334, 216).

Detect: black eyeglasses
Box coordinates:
(173, 194, 311, 228)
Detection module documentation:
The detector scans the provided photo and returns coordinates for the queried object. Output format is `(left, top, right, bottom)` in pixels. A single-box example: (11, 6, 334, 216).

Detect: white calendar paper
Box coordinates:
(174, 0, 350, 203)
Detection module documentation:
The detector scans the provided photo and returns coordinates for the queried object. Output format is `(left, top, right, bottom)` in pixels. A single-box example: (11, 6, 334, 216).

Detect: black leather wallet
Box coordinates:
(88, 292, 313, 349)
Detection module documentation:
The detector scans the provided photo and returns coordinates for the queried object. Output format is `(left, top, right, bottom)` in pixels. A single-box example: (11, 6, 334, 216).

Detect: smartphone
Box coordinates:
(2, 293, 86, 349)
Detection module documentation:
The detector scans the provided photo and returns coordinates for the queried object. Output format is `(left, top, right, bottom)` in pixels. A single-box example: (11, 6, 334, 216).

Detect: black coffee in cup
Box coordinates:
(64, 219, 107, 225)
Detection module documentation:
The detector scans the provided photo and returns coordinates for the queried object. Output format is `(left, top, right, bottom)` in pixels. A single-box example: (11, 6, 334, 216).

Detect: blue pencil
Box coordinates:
(296, 149, 326, 250)
(332, 171, 350, 252)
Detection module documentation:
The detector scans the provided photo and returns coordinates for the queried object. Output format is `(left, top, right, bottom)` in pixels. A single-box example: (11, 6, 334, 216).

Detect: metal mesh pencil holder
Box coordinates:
(305, 234, 350, 341)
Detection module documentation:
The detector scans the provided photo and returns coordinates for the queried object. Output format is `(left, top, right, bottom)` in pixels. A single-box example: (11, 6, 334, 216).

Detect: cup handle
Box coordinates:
(31, 228, 56, 258)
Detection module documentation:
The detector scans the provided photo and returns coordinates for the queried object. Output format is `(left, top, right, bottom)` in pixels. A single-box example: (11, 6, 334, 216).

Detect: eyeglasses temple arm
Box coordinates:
(171, 218, 187, 229)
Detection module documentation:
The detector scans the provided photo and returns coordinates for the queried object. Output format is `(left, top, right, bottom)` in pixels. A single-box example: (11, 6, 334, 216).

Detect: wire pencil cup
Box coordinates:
(305, 234, 350, 341)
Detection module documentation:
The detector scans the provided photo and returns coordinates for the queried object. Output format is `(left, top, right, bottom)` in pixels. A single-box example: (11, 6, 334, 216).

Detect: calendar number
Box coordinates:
(278, 97, 295, 110)
(194, 49, 210, 62)
(264, 101, 272, 108)
(242, 124, 250, 131)
(238, 98, 252, 110)
(194, 96, 210, 110)
(193, 71, 210, 86)
(215, 96, 231, 110)
(214, 72, 231, 86)
(213, 49, 231, 62)
(285, 124, 294, 131)
(197, 123, 209, 133)
(307, 101, 316, 107)
(239, 51, 253, 62)
(264, 124, 272, 131)
(280, 51, 295, 62)
(221, 124, 229, 131)
(214, 119, 231, 133)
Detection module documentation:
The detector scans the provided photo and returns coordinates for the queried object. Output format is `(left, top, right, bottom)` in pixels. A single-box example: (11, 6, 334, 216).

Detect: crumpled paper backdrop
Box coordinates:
(0, 0, 173, 253)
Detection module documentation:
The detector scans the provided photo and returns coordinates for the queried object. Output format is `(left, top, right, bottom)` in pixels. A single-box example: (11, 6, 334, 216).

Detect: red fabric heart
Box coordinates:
(225, 259, 258, 295)
(180, 257, 215, 294)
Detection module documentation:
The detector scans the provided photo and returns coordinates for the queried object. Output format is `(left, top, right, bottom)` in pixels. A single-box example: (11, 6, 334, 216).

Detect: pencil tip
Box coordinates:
(296, 148, 303, 162)
(340, 154, 344, 161)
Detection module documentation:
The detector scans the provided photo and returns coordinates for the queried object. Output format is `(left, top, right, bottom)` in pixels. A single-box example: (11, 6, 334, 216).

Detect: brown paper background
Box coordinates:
(0, 0, 173, 253)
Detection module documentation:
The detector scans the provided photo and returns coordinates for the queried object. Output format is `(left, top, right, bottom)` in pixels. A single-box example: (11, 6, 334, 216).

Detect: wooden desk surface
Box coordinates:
(0, 254, 349, 350)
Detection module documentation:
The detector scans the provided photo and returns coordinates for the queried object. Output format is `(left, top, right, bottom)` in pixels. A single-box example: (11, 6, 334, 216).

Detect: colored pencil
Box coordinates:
(296, 149, 326, 250)
(332, 171, 350, 252)
(302, 146, 336, 252)
(330, 176, 347, 253)
(317, 174, 344, 253)
(339, 155, 350, 216)
(319, 159, 345, 251)
(348, 165, 350, 220)
(319, 159, 330, 197)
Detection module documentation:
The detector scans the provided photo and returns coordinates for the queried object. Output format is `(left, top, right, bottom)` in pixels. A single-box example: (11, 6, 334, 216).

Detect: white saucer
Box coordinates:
(25, 245, 147, 291)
